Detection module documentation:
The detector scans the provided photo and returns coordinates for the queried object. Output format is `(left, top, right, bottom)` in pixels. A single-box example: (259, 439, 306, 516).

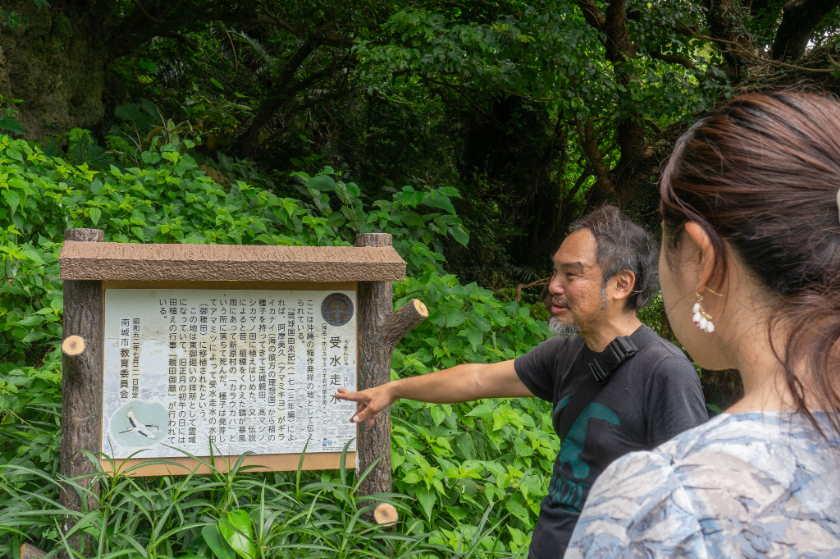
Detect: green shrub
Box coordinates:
(0, 132, 553, 556)
(0, 444, 522, 558)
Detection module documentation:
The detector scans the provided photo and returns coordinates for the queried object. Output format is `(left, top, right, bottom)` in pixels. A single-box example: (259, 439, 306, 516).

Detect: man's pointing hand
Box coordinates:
(334, 385, 397, 428)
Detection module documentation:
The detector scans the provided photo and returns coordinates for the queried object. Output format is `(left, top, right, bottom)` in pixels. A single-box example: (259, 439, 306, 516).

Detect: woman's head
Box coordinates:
(659, 92, 840, 432)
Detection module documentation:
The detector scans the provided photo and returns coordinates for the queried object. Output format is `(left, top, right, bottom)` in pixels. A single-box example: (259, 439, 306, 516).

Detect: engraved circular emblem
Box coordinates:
(321, 293, 354, 326)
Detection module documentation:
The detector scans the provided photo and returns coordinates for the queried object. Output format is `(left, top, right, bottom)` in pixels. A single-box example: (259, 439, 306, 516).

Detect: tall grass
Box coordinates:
(0, 440, 525, 559)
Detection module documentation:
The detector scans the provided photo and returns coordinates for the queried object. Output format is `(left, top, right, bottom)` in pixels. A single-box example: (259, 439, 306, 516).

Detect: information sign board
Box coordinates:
(58, 236, 421, 486)
(102, 288, 357, 466)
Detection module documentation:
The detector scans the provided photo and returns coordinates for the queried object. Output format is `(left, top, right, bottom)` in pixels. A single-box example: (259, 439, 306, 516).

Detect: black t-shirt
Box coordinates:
(513, 325, 708, 559)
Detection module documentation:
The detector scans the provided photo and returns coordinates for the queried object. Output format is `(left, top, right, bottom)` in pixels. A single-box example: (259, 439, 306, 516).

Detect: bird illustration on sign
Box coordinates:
(110, 400, 168, 448)
(120, 407, 159, 440)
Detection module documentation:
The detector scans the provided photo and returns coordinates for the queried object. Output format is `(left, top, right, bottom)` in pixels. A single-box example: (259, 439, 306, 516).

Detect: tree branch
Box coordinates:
(130, 0, 161, 24)
(577, 117, 614, 204)
(234, 41, 318, 156)
(705, 0, 755, 79)
(691, 29, 838, 73)
(649, 51, 696, 69)
(254, 4, 355, 48)
(574, 0, 606, 32)
(772, 0, 840, 60)
(381, 300, 429, 348)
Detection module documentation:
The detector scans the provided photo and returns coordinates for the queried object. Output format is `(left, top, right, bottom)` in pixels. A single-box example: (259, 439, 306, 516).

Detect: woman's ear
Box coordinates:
(683, 222, 716, 288)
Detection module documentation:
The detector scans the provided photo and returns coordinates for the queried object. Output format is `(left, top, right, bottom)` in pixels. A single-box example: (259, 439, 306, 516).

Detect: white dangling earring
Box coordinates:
(692, 292, 715, 333)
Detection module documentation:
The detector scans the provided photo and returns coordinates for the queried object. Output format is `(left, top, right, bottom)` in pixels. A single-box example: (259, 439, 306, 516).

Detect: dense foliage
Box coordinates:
(6, 0, 839, 282)
(0, 130, 560, 557)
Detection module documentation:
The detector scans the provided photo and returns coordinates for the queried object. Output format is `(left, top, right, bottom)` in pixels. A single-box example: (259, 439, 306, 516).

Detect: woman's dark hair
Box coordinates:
(660, 91, 840, 440)
(569, 205, 658, 311)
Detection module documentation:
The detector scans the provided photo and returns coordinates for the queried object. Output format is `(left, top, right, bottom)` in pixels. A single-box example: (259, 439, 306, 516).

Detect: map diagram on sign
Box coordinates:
(101, 289, 357, 459)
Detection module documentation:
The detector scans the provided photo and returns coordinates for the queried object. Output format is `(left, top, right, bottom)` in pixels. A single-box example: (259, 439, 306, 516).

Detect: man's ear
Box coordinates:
(612, 270, 637, 304)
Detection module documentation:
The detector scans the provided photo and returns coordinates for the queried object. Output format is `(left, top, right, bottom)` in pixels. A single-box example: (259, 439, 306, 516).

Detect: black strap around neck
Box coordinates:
(557, 327, 660, 442)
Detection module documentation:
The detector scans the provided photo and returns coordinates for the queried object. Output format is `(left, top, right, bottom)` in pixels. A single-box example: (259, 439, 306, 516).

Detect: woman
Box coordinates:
(564, 92, 840, 558)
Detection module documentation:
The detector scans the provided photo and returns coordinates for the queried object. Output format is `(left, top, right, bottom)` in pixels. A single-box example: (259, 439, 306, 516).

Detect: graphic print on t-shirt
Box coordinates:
(548, 395, 620, 511)
(513, 329, 708, 559)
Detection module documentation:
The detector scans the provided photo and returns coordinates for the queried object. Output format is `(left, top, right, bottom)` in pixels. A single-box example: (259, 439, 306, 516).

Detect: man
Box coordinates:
(335, 206, 708, 558)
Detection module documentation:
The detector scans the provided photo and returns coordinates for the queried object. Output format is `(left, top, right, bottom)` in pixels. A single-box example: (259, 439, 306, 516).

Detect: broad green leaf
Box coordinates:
(89, 208, 101, 226)
(114, 103, 141, 122)
(21, 247, 45, 265)
(131, 226, 146, 240)
(325, 211, 345, 227)
(449, 224, 469, 246)
(15, 315, 45, 327)
(430, 406, 445, 426)
(492, 412, 506, 431)
(421, 192, 456, 214)
(462, 327, 483, 350)
(445, 308, 465, 328)
(0, 116, 24, 136)
(3, 189, 20, 215)
(415, 487, 437, 521)
(202, 524, 236, 559)
(219, 510, 256, 559)
(514, 437, 534, 457)
(22, 330, 48, 343)
(305, 175, 335, 192)
(403, 470, 423, 484)
(465, 403, 494, 421)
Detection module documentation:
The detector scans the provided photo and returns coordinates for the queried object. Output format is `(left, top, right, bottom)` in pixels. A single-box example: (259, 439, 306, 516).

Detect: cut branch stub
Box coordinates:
(61, 334, 96, 384)
(381, 299, 428, 348)
(20, 544, 47, 559)
(374, 502, 399, 525)
(62, 335, 85, 356)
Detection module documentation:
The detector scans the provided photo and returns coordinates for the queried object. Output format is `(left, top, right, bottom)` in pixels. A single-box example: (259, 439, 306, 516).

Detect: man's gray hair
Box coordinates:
(568, 206, 658, 310)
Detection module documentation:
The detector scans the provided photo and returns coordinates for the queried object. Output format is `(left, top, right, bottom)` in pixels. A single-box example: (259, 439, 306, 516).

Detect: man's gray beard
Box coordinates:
(549, 316, 579, 338)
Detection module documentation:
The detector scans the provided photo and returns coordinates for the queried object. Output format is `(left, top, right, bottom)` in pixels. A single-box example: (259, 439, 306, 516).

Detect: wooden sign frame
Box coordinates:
(58, 230, 427, 522)
(97, 279, 359, 477)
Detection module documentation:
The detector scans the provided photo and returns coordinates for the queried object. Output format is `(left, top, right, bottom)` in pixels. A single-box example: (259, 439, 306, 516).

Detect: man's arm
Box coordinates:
(333, 359, 535, 426)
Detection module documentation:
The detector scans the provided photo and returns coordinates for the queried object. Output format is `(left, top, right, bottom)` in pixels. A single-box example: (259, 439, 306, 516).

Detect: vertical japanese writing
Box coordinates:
(119, 317, 131, 399)
(104, 289, 357, 459)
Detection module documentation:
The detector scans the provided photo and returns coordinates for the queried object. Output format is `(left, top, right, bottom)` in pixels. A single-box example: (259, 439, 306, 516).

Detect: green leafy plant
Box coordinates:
(0, 131, 555, 556)
(0, 95, 24, 137)
(1, 441, 508, 558)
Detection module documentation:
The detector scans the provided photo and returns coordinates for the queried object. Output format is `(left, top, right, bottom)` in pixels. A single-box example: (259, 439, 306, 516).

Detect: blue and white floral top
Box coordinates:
(565, 412, 840, 559)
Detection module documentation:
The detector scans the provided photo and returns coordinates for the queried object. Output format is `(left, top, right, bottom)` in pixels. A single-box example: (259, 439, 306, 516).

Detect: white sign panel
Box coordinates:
(101, 289, 357, 459)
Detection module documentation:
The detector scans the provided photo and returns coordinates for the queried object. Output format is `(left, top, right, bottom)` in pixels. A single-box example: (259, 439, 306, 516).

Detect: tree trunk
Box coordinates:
(1, 1, 109, 139)
(355, 233, 427, 500)
(705, 0, 753, 80)
(772, 0, 840, 61)
(456, 96, 567, 273)
(60, 228, 105, 555)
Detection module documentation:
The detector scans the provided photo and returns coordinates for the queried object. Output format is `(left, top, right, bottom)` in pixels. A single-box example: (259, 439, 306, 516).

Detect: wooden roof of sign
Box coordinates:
(59, 241, 406, 282)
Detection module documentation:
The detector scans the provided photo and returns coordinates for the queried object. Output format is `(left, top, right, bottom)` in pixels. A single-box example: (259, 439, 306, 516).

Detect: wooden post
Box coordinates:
(20, 543, 47, 559)
(60, 228, 104, 544)
(355, 233, 428, 499)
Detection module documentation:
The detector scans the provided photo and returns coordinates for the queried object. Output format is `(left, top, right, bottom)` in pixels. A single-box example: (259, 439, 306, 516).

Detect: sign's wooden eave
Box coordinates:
(59, 241, 406, 282)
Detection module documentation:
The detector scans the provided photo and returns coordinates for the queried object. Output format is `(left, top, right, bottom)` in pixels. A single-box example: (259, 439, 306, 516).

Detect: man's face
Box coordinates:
(547, 230, 606, 336)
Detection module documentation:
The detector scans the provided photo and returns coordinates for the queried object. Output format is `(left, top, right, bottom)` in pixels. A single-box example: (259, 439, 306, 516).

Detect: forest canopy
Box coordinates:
(3, 0, 840, 278)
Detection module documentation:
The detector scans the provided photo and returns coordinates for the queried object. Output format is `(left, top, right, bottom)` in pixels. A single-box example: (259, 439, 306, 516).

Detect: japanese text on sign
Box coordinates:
(102, 289, 356, 459)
